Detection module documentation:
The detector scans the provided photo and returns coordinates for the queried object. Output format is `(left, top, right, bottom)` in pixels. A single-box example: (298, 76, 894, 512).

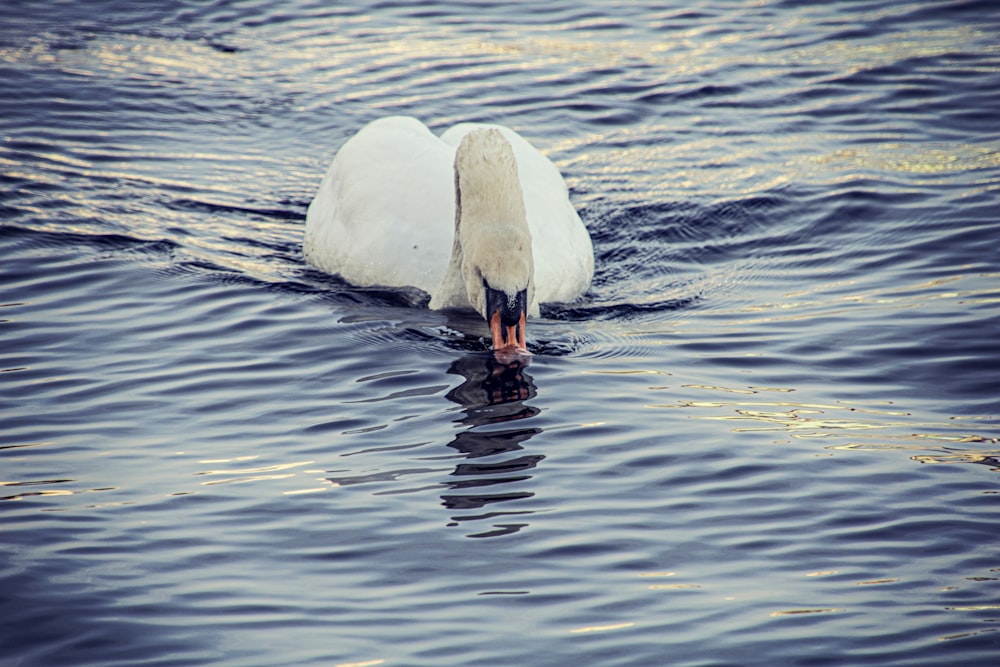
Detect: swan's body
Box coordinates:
(303, 116, 593, 351)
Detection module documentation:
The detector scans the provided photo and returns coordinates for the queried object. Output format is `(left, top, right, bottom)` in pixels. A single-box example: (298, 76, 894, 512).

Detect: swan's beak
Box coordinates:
(485, 285, 528, 356)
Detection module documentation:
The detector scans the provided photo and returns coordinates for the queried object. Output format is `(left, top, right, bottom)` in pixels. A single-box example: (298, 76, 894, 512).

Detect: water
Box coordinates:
(2, 1, 999, 665)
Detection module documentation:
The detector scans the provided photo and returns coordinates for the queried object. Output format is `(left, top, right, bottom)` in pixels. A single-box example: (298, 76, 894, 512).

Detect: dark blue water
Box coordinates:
(2, 1, 999, 665)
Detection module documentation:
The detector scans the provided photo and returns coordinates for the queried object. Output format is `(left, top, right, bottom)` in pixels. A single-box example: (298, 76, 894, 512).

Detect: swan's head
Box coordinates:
(454, 128, 534, 357)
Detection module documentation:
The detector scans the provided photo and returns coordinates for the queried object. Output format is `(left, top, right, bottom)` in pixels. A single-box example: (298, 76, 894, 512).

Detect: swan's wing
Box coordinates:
(441, 123, 594, 306)
(304, 116, 455, 293)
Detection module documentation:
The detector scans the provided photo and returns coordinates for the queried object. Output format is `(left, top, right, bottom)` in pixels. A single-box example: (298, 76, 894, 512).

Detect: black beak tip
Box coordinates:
(484, 281, 529, 352)
(484, 281, 527, 328)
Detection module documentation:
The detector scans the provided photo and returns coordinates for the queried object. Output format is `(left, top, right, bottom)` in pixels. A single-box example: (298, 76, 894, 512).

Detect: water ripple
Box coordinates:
(3, 1, 1000, 665)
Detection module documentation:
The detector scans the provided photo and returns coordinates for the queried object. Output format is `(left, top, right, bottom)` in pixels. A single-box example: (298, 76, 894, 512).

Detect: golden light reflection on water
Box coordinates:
(333, 660, 385, 667)
(1, 32, 248, 84)
(282, 486, 329, 496)
(807, 142, 1000, 179)
(647, 381, 998, 473)
(945, 605, 1000, 612)
(0, 486, 74, 501)
(631, 557, 998, 628)
(856, 578, 900, 586)
(938, 627, 1000, 642)
(569, 621, 636, 634)
(689, 405, 894, 434)
(0, 478, 127, 506)
(648, 583, 702, 590)
(195, 459, 316, 486)
(715, 273, 1000, 329)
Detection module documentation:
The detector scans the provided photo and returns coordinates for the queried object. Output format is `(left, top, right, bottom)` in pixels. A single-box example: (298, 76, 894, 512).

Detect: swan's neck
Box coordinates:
(430, 129, 533, 317)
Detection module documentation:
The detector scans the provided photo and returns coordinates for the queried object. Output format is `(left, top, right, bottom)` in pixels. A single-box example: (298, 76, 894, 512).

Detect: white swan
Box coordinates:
(303, 116, 593, 353)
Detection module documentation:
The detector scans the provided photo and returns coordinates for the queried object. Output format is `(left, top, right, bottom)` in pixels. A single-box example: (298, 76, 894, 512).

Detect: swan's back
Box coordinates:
(304, 117, 454, 293)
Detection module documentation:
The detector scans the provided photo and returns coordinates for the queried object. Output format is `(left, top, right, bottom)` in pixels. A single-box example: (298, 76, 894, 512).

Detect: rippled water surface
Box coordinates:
(2, 1, 999, 665)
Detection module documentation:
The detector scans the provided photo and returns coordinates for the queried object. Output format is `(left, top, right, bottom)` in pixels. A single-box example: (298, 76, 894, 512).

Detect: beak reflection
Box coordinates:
(446, 352, 535, 412)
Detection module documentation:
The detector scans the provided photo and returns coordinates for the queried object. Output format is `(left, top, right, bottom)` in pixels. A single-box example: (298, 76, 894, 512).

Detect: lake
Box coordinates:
(1, 1, 998, 665)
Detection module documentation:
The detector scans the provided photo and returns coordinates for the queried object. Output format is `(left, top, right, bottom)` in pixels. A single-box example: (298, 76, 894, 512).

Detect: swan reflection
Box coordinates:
(442, 353, 544, 538)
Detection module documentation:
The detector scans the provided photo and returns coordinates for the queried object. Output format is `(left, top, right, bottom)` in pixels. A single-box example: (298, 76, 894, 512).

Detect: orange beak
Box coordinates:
(489, 308, 527, 355)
